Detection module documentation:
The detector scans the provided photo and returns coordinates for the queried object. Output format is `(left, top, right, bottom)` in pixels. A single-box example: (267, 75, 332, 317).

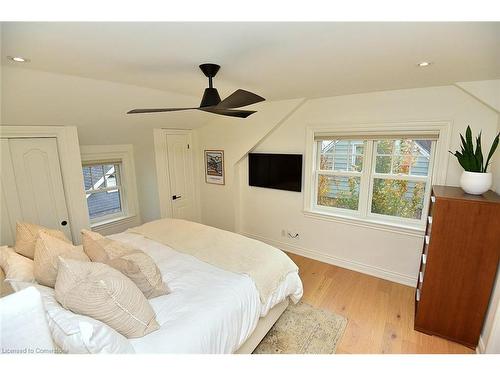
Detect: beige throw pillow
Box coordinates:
(81, 229, 168, 298)
(15, 222, 70, 259)
(0, 246, 35, 294)
(34, 232, 90, 287)
(55, 258, 159, 339)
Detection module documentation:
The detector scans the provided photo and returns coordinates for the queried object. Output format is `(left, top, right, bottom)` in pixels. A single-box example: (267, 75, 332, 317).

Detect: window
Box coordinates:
(80, 145, 139, 229)
(83, 162, 123, 221)
(312, 135, 437, 229)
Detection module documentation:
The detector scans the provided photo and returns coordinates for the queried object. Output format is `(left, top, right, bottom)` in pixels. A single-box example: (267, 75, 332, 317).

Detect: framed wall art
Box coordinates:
(204, 150, 225, 185)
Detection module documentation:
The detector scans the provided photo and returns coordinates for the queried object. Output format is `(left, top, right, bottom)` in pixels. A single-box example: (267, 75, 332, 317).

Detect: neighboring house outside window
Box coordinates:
(83, 163, 123, 221)
(80, 145, 139, 232)
(304, 123, 450, 233)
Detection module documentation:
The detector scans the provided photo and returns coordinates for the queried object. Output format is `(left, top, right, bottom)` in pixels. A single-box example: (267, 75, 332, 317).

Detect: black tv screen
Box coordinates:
(248, 153, 303, 192)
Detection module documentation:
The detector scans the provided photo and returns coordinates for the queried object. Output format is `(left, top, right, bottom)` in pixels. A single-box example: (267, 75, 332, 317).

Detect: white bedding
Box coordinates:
(109, 232, 303, 354)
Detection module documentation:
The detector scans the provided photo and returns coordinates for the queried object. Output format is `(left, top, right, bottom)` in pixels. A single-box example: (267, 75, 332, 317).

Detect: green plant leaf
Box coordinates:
(475, 132, 483, 172)
(466, 126, 474, 154)
(484, 132, 499, 173)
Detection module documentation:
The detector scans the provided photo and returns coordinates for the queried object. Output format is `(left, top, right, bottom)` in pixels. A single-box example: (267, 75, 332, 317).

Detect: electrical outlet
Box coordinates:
(281, 229, 286, 237)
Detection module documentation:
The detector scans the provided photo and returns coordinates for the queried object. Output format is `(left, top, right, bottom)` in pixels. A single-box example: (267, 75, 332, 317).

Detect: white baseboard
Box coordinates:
(242, 232, 417, 287)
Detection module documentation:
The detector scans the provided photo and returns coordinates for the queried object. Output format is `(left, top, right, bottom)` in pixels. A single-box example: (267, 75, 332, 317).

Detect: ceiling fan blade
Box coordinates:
(199, 107, 257, 118)
(127, 107, 198, 114)
(216, 89, 265, 109)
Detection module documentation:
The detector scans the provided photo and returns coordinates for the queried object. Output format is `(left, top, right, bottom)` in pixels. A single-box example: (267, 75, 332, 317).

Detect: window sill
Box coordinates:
(302, 209, 425, 237)
(90, 214, 138, 231)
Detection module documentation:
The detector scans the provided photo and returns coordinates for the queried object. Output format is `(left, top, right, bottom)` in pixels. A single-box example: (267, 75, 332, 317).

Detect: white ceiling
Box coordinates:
(2, 22, 500, 101)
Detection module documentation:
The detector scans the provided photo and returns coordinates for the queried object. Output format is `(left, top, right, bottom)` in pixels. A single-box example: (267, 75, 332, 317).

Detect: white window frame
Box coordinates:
(303, 122, 451, 236)
(80, 145, 139, 229)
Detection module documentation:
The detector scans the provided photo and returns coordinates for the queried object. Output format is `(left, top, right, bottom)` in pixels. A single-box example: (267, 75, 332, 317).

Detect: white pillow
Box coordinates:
(15, 281, 135, 354)
(0, 286, 56, 354)
(0, 246, 36, 291)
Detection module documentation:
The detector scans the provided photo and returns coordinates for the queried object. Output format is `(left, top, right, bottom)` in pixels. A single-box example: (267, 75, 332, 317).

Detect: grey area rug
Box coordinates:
(253, 301, 348, 354)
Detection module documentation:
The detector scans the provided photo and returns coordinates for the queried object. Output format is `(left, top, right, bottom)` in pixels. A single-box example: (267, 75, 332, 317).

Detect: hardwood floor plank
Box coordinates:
(287, 253, 474, 354)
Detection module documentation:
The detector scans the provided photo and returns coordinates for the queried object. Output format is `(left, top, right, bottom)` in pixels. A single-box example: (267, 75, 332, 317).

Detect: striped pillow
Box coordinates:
(34, 232, 89, 288)
(15, 222, 70, 259)
(54, 258, 159, 339)
(81, 229, 169, 298)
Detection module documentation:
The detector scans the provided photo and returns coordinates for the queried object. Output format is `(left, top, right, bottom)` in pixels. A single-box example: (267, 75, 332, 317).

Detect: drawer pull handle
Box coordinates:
(416, 289, 421, 301)
(425, 235, 430, 245)
(431, 196, 436, 203)
(419, 271, 424, 283)
(428, 216, 432, 224)
(422, 254, 427, 264)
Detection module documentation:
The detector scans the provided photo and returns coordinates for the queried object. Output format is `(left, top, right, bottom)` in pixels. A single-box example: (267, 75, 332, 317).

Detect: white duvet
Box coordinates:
(109, 233, 303, 354)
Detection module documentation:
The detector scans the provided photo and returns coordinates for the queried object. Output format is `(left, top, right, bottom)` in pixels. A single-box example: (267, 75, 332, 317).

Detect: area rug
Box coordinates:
(253, 301, 348, 354)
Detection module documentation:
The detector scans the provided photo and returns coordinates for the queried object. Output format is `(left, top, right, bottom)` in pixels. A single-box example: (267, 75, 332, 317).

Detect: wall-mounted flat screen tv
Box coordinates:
(248, 153, 303, 192)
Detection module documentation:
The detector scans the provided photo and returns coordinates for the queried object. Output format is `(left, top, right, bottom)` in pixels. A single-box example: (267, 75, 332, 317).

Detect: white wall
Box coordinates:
(456, 80, 500, 113)
(195, 98, 305, 231)
(198, 85, 499, 286)
(1, 66, 209, 228)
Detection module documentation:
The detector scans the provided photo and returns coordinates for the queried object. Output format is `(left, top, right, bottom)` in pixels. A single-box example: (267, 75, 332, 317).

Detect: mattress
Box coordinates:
(109, 232, 303, 354)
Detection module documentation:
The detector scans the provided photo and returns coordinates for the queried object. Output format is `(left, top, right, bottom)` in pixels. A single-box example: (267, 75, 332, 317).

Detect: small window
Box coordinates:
(82, 162, 124, 222)
(312, 136, 436, 228)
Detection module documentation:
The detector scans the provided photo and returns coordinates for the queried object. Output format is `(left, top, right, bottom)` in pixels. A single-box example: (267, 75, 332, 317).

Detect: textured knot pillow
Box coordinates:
(81, 229, 168, 299)
(15, 222, 71, 259)
(55, 258, 160, 339)
(34, 231, 90, 287)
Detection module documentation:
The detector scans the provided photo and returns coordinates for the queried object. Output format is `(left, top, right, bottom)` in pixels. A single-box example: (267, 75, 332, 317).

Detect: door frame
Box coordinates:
(0, 125, 91, 243)
(153, 128, 200, 221)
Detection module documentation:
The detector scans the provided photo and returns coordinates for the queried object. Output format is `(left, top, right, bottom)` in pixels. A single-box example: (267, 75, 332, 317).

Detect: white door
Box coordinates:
(0, 138, 72, 245)
(166, 133, 195, 220)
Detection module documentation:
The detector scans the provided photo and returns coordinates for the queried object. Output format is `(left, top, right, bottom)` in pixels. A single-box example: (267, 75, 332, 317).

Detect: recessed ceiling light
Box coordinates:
(7, 56, 30, 63)
(417, 61, 432, 67)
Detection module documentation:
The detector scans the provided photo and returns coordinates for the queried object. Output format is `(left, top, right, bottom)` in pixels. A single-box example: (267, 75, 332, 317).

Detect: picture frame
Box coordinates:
(204, 150, 225, 185)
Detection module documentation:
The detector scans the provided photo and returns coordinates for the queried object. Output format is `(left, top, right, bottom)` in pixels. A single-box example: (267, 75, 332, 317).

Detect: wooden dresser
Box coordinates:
(414, 185, 500, 349)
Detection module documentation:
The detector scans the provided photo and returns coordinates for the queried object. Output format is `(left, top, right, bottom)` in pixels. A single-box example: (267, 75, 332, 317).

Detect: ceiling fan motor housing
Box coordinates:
(200, 88, 221, 107)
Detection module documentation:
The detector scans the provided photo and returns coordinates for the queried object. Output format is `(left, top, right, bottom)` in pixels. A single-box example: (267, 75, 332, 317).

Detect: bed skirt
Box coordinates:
(234, 298, 289, 354)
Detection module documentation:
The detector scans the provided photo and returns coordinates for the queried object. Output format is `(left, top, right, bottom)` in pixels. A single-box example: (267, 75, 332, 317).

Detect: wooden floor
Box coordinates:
(287, 253, 474, 354)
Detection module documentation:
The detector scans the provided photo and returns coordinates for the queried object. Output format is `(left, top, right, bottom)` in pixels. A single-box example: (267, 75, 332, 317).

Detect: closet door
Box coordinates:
(6, 138, 72, 241)
(1, 139, 22, 246)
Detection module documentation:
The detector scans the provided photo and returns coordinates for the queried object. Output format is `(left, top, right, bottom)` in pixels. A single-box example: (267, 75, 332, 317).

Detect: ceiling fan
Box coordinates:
(127, 63, 265, 118)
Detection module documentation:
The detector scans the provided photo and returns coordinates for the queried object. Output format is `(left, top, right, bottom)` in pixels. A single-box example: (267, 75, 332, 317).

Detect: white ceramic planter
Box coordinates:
(460, 171, 492, 195)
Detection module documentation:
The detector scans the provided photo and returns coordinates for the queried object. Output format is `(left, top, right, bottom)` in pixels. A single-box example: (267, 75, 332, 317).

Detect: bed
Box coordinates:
(0, 220, 303, 354)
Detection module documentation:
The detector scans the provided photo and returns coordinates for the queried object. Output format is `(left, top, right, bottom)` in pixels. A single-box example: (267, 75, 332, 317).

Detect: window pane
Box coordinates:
(320, 140, 365, 172)
(376, 140, 393, 154)
(351, 155, 363, 172)
(82, 166, 92, 190)
(392, 155, 415, 175)
(317, 175, 360, 210)
(375, 156, 392, 173)
(375, 139, 431, 176)
(86, 190, 122, 220)
(90, 165, 105, 188)
(104, 164, 120, 188)
(319, 153, 334, 170)
(410, 156, 430, 176)
(371, 178, 426, 219)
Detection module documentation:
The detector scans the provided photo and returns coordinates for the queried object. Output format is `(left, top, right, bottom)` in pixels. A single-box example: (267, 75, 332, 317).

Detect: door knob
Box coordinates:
(61, 220, 68, 226)
(172, 195, 182, 200)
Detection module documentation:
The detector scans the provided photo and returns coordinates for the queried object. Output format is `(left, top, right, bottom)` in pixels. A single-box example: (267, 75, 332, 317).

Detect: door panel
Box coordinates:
(0, 139, 22, 246)
(166, 133, 195, 220)
(8, 138, 72, 240)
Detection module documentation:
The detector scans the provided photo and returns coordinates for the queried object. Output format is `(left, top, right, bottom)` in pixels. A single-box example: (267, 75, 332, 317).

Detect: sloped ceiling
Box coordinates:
(2, 22, 500, 102)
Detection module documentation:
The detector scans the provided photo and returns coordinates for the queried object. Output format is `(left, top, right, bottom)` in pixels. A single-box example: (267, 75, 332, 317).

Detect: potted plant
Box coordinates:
(450, 126, 499, 195)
